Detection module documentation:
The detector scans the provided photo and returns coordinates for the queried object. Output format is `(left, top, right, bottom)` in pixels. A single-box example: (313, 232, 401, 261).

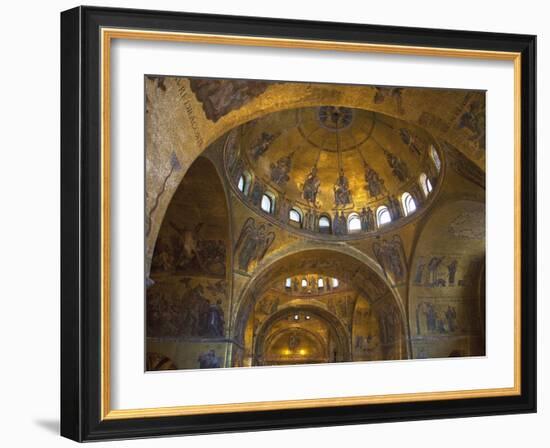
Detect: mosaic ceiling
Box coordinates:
(225, 105, 441, 236)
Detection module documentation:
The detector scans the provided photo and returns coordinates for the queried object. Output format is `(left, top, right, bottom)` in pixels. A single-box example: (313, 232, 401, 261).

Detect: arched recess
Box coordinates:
(231, 248, 409, 366)
(264, 328, 328, 365)
(146, 156, 231, 370)
(408, 199, 485, 359)
(253, 304, 352, 366)
(234, 246, 407, 329)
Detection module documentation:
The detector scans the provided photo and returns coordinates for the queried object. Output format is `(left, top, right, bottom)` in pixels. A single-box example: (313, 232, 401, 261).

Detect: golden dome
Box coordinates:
(225, 106, 442, 238)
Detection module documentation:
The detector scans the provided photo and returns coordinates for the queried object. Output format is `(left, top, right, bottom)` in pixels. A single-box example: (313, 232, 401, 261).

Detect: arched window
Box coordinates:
(285, 277, 292, 289)
(347, 213, 361, 233)
(237, 171, 251, 195)
(419, 172, 433, 196)
(318, 215, 331, 233)
(430, 145, 441, 172)
(331, 278, 339, 288)
(289, 207, 302, 223)
(317, 277, 324, 288)
(237, 175, 245, 192)
(377, 205, 392, 227)
(261, 192, 274, 214)
(301, 278, 308, 288)
(401, 192, 417, 216)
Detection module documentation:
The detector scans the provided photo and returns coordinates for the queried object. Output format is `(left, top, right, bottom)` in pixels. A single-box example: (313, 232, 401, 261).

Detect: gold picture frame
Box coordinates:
(61, 6, 536, 441)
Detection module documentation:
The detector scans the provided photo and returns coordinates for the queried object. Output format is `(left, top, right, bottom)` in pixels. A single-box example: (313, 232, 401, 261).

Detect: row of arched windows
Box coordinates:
(238, 172, 277, 215)
(285, 276, 339, 290)
(237, 164, 436, 234)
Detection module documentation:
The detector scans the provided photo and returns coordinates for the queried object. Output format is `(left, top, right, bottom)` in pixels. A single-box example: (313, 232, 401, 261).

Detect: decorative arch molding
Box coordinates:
(231, 246, 410, 358)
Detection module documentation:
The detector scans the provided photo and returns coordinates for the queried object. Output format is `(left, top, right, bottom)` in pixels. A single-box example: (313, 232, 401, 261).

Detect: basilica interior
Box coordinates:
(145, 77, 486, 370)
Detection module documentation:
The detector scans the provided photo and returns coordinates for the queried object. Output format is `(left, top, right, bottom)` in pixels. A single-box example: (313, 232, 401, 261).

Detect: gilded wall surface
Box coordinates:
(145, 76, 486, 371)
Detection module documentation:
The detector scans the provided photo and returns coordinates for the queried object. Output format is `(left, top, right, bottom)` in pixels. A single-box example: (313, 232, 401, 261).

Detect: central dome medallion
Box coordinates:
(317, 106, 355, 132)
(225, 106, 441, 238)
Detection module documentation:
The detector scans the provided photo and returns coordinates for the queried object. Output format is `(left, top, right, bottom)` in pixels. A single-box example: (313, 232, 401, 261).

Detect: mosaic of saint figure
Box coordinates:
(373, 86, 405, 115)
(189, 78, 271, 122)
(249, 181, 264, 206)
(388, 195, 402, 220)
(372, 235, 406, 285)
(445, 305, 458, 332)
(415, 302, 457, 335)
(147, 284, 223, 338)
(414, 257, 426, 284)
(270, 154, 292, 187)
(333, 211, 348, 236)
(302, 167, 321, 207)
(206, 299, 225, 337)
(458, 100, 485, 149)
(197, 349, 221, 368)
(359, 207, 371, 231)
(447, 259, 458, 285)
(258, 296, 279, 315)
(161, 221, 226, 276)
(251, 132, 278, 160)
(385, 150, 409, 182)
(379, 306, 400, 344)
(318, 106, 354, 129)
(427, 256, 445, 286)
(303, 208, 318, 231)
(278, 198, 291, 223)
(366, 207, 375, 231)
(334, 169, 352, 207)
(364, 163, 385, 198)
(288, 333, 300, 351)
(235, 217, 275, 271)
(399, 128, 423, 157)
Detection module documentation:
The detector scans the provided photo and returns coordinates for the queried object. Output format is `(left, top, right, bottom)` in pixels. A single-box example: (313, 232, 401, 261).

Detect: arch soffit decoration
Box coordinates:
(232, 246, 408, 348)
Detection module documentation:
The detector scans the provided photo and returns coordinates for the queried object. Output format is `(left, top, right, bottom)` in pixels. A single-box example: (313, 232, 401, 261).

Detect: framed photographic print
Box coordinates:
(60, 6, 536, 442)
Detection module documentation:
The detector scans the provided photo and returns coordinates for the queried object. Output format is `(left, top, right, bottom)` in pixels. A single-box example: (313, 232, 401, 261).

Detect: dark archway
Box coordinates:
(146, 156, 232, 369)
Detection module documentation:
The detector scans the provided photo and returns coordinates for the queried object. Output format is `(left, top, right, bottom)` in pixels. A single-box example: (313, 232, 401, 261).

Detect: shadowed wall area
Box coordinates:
(145, 76, 486, 371)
